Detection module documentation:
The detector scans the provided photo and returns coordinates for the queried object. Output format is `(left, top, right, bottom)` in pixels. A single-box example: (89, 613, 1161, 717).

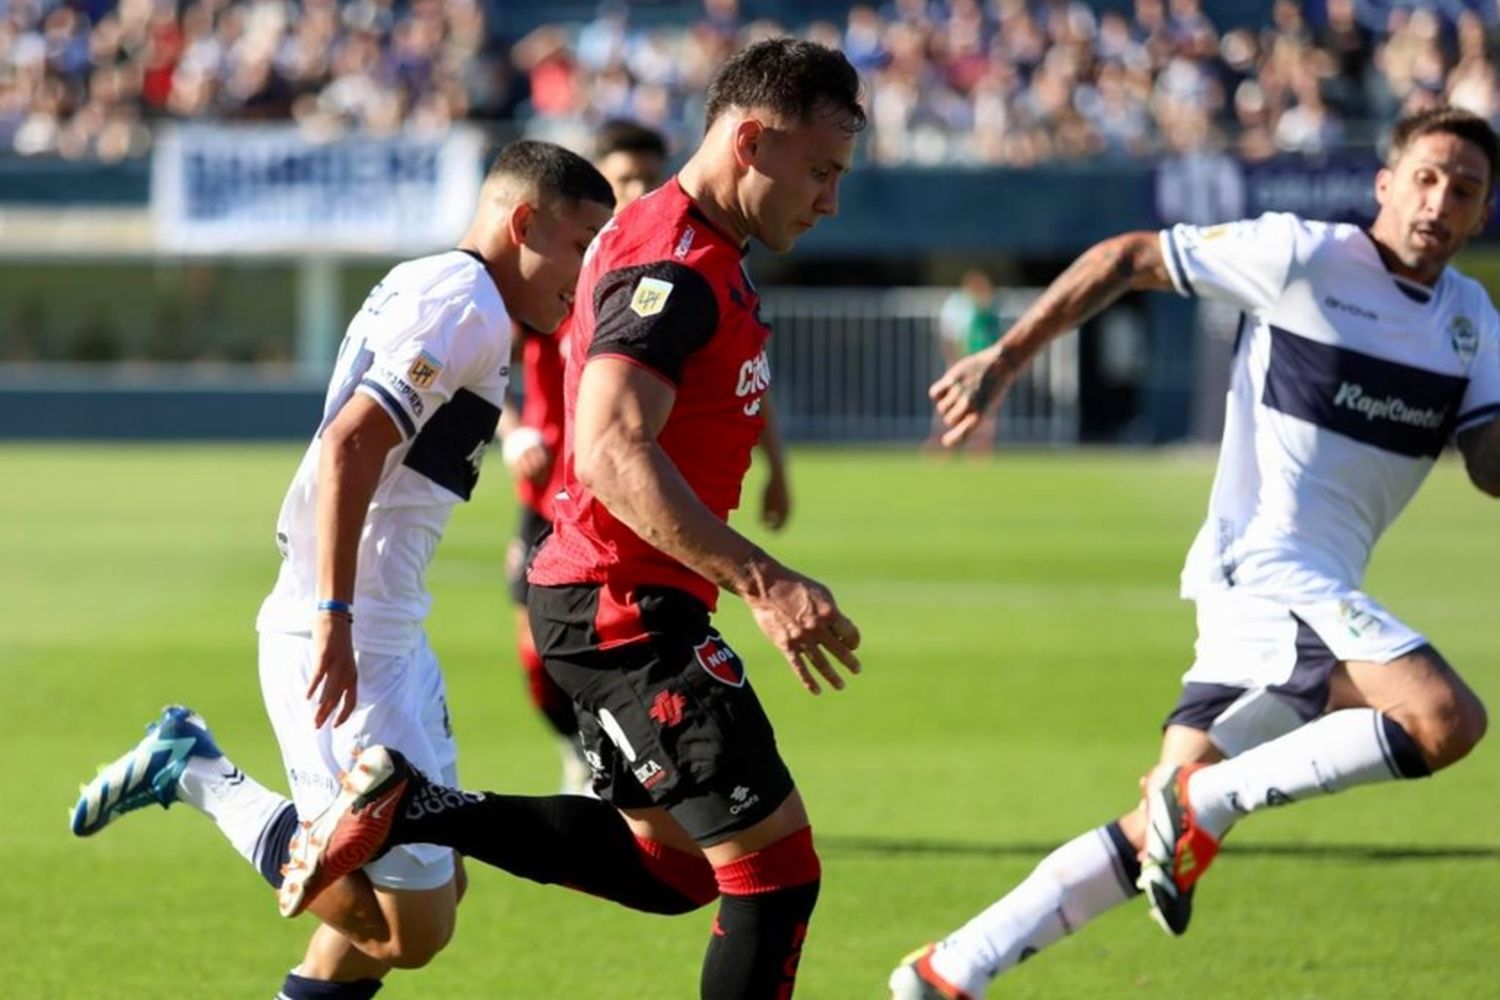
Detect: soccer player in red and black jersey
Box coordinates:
(284, 39, 864, 1000)
(498, 119, 795, 796)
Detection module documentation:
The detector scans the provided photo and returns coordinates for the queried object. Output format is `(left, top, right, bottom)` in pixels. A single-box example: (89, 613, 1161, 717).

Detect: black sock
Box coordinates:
(275, 973, 381, 999)
(1103, 819, 1143, 895)
(700, 882, 820, 1000)
(1381, 713, 1433, 778)
(255, 803, 300, 889)
(395, 787, 708, 914)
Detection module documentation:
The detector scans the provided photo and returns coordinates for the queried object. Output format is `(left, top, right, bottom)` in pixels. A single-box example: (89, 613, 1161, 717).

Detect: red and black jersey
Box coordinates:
(514, 320, 569, 522)
(529, 178, 771, 645)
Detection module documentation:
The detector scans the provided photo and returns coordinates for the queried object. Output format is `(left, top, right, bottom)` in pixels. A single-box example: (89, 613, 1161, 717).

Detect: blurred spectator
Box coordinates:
(4, 0, 1500, 164)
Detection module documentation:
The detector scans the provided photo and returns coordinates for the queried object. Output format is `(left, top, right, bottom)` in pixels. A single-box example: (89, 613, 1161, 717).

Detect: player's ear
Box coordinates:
(507, 201, 535, 247)
(1374, 166, 1393, 207)
(731, 116, 764, 169)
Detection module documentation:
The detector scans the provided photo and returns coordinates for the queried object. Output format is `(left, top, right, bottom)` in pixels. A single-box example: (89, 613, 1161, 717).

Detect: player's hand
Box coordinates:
(309, 613, 358, 728)
(760, 469, 791, 531)
(502, 427, 553, 487)
(929, 346, 1014, 448)
(745, 564, 861, 695)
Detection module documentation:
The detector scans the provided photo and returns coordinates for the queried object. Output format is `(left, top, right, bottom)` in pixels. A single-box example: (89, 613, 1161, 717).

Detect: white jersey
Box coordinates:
(257, 250, 511, 655)
(1162, 213, 1500, 602)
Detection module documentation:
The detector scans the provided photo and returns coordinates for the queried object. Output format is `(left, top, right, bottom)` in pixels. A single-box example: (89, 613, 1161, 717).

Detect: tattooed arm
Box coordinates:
(930, 231, 1175, 446)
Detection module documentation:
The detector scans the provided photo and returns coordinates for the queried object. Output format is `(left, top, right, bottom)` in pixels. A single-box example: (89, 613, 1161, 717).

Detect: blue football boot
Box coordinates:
(71, 705, 222, 837)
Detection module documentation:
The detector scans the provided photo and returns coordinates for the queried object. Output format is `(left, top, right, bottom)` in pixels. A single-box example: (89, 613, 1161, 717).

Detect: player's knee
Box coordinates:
(1397, 686, 1487, 771)
(374, 919, 455, 970)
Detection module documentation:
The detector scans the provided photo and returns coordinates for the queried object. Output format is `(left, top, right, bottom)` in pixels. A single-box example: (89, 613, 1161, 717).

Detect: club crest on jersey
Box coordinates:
(631, 277, 674, 317)
(694, 634, 745, 687)
(407, 350, 444, 389)
(1450, 315, 1478, 364)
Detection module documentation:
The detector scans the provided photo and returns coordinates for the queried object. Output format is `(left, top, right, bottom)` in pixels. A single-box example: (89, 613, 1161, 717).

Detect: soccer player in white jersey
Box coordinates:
(892, 105, 1500, 999)
(69, 141, 614, 1000)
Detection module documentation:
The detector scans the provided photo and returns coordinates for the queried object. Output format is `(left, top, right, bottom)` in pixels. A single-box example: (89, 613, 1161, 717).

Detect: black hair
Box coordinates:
(703, 38, 866, 134)
(487, 139, 616, 211)
(1388, 106, 1499, 196)
(594, 119, 669, 162)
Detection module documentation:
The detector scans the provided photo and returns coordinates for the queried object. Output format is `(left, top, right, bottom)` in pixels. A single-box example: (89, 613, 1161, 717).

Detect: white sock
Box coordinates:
(1187, 708, 1420, 841)
(928, 824, 1139, 996)
(177, 753, 293, 872)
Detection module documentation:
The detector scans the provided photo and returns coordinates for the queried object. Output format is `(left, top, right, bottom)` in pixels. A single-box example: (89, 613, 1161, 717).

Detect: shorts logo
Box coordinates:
(630, 277, 674, 317)
(633, 759, 669, 790)
(728, 784, 761, 816)
(407, 350, 444, 389)
(694, 634, 744, 687)
(649, 689, 687, 728)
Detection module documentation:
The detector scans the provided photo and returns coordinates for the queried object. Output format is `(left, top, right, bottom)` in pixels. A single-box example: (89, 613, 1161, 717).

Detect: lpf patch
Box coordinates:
(630, 277, 674, 317)
(693, 633, 745, 687)
(1449, 315, 1478, 364)
(407, 350, 445, 389)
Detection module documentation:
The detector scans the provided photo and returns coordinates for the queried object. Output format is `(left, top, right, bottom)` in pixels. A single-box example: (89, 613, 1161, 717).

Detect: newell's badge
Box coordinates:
(407, 350, 444, 389)
(694, 633, 745, 687)
(1449, 315, 1478, 364)
(630, 277, 674, 317)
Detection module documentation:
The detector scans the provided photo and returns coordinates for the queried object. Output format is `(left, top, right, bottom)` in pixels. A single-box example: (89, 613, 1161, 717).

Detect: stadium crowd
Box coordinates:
(3, 0, 1500, 164)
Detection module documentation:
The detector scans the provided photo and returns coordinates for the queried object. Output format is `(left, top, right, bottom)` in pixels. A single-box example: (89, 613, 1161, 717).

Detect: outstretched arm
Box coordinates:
(931, 231, 1175, 446)
(1457, 416, 1500, 497)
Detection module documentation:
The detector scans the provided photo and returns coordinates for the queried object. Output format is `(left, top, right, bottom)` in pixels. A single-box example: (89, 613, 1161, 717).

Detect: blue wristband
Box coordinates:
(316, 599, 353, 615)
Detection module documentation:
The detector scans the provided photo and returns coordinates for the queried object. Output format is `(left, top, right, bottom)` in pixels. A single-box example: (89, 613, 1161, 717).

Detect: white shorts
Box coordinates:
(1171, 588, 1428, 756)
(258, 629, 457, 891)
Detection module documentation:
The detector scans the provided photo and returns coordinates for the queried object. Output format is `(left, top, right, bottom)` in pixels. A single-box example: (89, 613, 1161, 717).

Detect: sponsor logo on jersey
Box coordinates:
(736, 350, 771, 416)
(1324, 295, 1378, 321)
(407, 350, 444, 389)
(1332, 381, 1447, 430)
(631, 277, 674, 317)
(694, 634, 745, 687)
(1450, 315, 1478, 364)
(674, 226, 696, 260)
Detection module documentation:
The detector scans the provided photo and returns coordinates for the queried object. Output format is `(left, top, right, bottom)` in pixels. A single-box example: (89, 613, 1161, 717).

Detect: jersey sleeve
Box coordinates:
(587, 260, 719, 384)
(353, 282, 507, 441)
(1159, 212, 1297, 313)
(1456, 307, 1500, 435)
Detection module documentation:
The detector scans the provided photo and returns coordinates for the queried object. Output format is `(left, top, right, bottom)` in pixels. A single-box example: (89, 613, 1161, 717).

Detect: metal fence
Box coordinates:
(761, 287, 1078, 444)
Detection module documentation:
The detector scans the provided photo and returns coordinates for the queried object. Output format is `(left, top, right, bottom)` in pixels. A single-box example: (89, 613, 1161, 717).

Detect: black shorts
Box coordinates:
(527, 582, 795, 846)
(506, 506, 552, 606)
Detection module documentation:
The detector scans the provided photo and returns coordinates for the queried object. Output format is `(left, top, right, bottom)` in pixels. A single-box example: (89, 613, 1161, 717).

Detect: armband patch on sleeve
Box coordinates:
(407, 350, 445, 389)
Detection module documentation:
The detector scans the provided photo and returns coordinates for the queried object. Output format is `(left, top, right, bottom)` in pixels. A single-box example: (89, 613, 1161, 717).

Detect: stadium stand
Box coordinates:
(2, 0, 1499, 163)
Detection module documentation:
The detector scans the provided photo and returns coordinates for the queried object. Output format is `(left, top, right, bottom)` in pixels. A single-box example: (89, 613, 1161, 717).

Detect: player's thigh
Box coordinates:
(350, 637, 461, 899)
(259, 630, 342, 809)
(1328, 644, 1475, 714)
(365, 880, 460, 968)
(539, 586, 800, 858)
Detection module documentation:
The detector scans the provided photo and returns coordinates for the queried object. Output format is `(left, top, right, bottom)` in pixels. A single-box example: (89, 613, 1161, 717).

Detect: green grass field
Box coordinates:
(4, 445, 1497, 999)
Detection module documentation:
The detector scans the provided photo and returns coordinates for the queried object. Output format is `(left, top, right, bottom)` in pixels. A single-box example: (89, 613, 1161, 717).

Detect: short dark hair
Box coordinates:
(1388, 106, 1499, 195)
(594, 119, 668, 163)
(487, 139, 616, 211)
(703, 38, 866, 134)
